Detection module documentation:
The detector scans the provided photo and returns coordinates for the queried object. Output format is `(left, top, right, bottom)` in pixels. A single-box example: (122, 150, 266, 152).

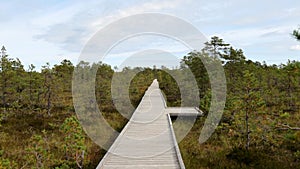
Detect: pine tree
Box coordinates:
(60, 116, 86, 168)
(292, 27, 300, 41)
(41, 63, 53, 116)
(239, 70, 265, 150)
(202, 36, 230, 60)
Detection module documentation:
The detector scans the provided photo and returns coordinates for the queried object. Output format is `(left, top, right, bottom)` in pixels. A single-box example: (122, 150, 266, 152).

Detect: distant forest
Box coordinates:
(0, 36, 299, 168)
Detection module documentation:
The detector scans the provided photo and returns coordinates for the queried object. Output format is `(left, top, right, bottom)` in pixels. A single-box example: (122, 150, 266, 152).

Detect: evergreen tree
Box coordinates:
(239, 70, 265, 150)
(293, 27, 300, 41)
(202, 36, 230, 60)
(60, 116, 86, 168)
(41, 63, 54, 116)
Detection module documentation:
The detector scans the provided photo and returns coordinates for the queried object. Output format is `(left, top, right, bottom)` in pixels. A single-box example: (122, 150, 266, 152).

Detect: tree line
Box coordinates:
(0, 34, 299, 168)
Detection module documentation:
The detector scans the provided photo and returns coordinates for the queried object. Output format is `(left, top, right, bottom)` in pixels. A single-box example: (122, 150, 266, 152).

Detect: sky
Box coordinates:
(1, 0, 300, 70)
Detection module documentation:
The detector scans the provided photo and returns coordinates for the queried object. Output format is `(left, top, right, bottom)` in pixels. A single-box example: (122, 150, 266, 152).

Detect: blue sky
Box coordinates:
(1, 0, 300, 69)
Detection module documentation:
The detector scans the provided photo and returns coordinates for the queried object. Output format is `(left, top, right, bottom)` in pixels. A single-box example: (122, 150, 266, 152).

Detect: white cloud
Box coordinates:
(90, 0, 184, 29)
(2, 0, 300, 68)
(290, 45, 300, 51)
(209, 25, 295, 49)
(34, 0, 186, 53)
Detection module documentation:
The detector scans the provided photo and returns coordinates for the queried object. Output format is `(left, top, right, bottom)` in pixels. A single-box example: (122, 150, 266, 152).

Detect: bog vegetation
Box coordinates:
(0, 36, 299, 168)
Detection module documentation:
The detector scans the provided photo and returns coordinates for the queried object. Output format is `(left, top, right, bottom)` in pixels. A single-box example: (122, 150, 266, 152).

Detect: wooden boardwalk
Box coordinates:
(97, 79, 201, 169)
